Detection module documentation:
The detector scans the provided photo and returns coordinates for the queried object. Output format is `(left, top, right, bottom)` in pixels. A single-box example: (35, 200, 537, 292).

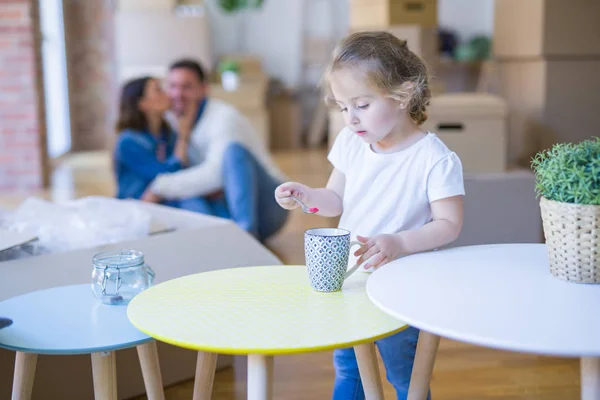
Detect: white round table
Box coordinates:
(367, 244, 600, 400)
(0, 284, 165, 400)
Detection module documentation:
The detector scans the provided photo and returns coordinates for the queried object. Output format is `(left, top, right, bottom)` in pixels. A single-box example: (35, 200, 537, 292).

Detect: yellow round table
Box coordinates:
(127, 265, 406, 400)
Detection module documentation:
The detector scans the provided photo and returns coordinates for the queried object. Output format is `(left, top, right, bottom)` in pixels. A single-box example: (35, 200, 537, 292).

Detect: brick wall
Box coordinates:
(64, 0, 116, 152)
(0, 0, 46, 191)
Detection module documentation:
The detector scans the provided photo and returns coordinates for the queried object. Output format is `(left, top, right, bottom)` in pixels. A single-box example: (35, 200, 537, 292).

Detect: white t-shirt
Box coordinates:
(328, 128, 465, 271)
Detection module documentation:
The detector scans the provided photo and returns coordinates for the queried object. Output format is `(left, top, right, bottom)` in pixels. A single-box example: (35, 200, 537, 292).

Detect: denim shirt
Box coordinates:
(114, 129, 182, 199)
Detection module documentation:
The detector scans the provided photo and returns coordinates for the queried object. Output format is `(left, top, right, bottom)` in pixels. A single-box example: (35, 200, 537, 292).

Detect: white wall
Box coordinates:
(438, 0, 494, 42)
(205, 0, 348, 89)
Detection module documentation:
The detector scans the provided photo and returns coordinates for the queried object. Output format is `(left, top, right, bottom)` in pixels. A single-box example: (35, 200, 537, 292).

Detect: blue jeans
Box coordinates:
(222, 143, 288, 241)
(333, 326, 431, 400)
(168, 143, 287, 242)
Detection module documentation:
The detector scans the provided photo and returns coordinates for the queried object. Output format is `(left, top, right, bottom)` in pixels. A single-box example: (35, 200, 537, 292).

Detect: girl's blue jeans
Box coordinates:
(332, 326, 431, 400)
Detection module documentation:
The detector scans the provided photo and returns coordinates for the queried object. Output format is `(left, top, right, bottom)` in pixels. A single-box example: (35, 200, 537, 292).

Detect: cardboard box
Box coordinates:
(494, 0, 600, 59)
(0, 200, 281, 400)
(423, 93, 508, 173)
(350, 0, 437, 29)
(351, 25, 438, 70)
(210, 63, 270, 147)
(494, 59, 600, 166)
(244, 109, 270, 148)
(270, 92, 303, 150)
(453, 169, 543, 247)
(209, 73, 269, 111)
(219, 54, 264, 77)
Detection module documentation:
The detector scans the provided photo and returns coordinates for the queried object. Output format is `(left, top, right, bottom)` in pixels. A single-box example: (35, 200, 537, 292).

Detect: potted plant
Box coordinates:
(218, 0, 264, 13)
(217, 59, 241, 91)
(532, 138, 600, 283)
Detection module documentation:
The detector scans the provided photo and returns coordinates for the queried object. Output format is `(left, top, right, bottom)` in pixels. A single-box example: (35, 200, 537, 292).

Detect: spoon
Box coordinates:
(290, 195, 319, 214)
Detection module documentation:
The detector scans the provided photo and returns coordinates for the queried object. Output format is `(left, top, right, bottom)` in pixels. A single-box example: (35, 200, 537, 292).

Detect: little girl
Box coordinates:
(275, 31, 465, 399)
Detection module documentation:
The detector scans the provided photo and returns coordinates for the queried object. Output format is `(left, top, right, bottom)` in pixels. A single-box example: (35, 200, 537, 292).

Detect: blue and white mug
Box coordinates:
(304, 228, 362, 292)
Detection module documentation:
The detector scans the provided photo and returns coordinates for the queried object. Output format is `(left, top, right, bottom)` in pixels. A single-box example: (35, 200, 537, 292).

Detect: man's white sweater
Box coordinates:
(151, 99, 285, 200)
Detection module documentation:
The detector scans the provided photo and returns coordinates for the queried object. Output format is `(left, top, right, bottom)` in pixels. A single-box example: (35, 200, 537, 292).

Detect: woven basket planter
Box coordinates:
(540, 196, 600, 283)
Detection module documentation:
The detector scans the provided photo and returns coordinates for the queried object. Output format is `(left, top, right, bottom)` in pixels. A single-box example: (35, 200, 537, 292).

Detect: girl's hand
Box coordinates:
(354, 234, 404, 270)
(275, 182, 311, 210)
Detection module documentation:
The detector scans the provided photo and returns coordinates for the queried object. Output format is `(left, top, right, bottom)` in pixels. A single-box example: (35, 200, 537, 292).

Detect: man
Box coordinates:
(143, 59, 288, 242)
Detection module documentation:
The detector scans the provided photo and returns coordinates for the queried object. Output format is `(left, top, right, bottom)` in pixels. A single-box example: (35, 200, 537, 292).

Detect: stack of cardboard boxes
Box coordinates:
(209, 56, 271, 148)
(449, 0, 600, 247)
(493, 0, 600, 166)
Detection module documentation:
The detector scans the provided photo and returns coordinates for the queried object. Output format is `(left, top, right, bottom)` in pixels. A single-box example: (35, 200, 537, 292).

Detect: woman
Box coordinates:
(113, 76, 205, 212)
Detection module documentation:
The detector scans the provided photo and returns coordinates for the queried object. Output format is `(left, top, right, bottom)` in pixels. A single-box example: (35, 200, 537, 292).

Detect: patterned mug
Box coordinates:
(304, 228, 362, 292)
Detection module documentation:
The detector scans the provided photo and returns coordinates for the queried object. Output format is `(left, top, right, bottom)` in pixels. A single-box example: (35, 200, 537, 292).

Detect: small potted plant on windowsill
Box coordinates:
(532, 138, 600, 283)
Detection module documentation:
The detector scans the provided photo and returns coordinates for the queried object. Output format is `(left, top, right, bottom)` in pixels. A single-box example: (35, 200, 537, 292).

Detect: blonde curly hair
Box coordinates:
(323, 31, 431, 125)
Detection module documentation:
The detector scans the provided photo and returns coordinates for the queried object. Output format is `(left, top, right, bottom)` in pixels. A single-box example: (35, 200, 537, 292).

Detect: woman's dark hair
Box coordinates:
(115, 76, 169, 133)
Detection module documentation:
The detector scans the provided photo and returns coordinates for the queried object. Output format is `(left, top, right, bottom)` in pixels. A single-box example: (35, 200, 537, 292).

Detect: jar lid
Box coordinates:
(93, 249, 144, 269)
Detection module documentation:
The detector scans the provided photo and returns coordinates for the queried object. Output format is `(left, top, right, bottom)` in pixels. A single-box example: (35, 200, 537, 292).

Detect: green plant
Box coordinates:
(218, 0, 264, 13)
(532, 138, 600, 205)
(217, 59, 240, 74)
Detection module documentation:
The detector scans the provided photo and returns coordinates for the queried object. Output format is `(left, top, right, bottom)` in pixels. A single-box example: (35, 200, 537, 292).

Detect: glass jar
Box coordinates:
(91, 250, 155, 305)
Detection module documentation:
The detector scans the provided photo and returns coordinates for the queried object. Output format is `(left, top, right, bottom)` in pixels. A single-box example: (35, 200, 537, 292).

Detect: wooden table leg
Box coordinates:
(354, 342, 384, 400)
(408, 331, 440, 400)
(581, 357, 600, 400)
(91, 351, 117, 400)
(137, 341, 165, 400)
(192, 351, 218, 400)
(247, 354, 274, 400)
(12, 352, 37, 400)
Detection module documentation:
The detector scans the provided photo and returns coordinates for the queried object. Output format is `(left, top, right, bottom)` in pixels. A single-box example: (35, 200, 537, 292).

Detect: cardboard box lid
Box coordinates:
(428, 93, 508, 118)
